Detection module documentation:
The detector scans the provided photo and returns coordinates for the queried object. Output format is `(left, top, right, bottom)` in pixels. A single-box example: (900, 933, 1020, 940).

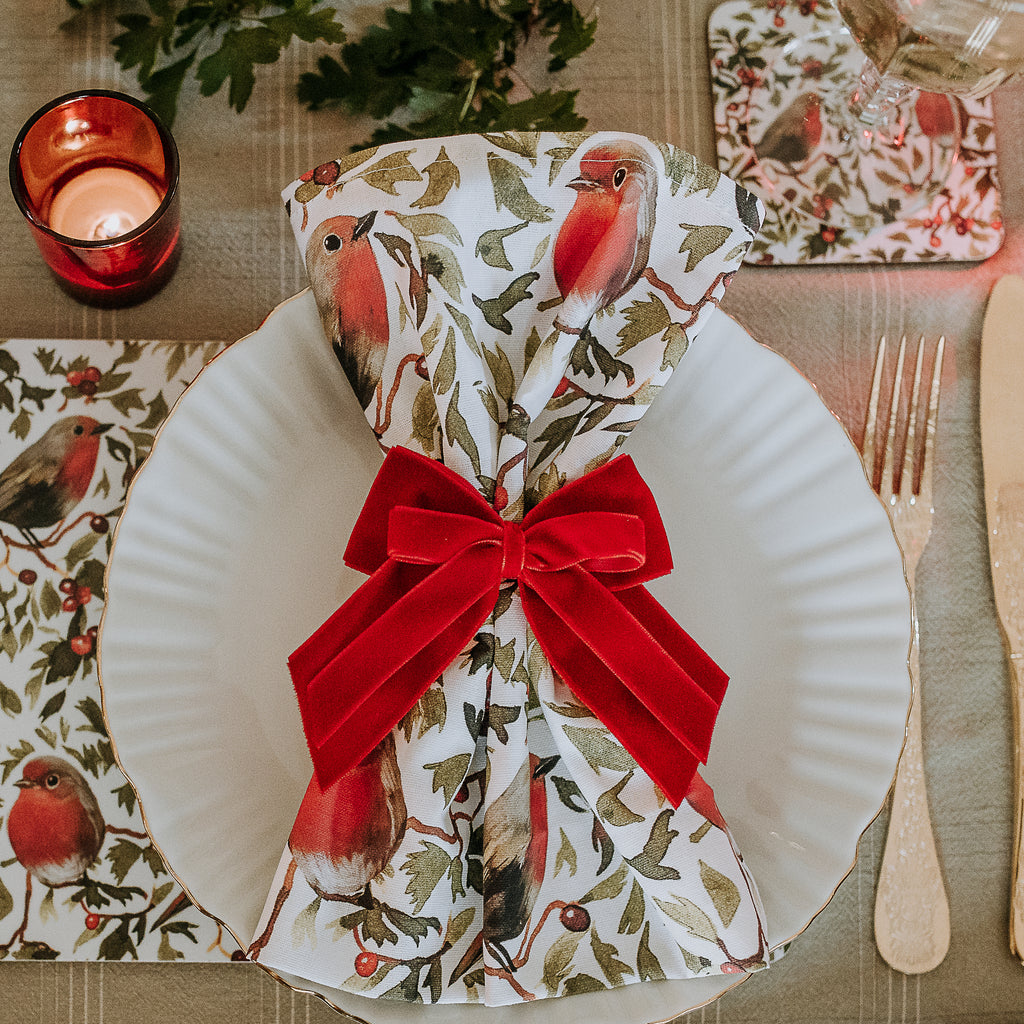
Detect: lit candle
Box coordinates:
(48, 166, 163, 241)
(10, 90, 180, 306)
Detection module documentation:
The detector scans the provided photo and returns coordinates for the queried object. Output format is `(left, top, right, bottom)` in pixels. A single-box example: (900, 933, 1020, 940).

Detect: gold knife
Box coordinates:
(980, 273, 1024, 963)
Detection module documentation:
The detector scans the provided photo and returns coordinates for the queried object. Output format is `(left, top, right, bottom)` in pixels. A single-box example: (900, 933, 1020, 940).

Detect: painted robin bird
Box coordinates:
(451, 752, 558, 980)
(753, 91, 823, 168)
(7, 756, 106, 888)
(552, 140, 657, 334)
(288, 730, 407, 907)
(305, 211, 390, 411)
(0, 416, 110, 547)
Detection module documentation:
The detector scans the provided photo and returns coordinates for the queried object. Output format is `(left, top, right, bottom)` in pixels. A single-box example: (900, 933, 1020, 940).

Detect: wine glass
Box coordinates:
(742, 0, 1024, 235)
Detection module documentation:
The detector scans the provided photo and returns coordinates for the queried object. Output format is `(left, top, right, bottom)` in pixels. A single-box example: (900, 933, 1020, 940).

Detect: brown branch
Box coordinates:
(248, 857, 297, 959)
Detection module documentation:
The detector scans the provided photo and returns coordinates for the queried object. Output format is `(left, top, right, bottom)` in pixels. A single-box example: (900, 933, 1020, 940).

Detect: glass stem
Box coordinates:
(846, 55, 916, 130)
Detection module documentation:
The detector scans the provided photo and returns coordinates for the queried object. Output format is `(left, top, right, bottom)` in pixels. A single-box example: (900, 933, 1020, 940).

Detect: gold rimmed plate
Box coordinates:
(99, 289, 910, 1021)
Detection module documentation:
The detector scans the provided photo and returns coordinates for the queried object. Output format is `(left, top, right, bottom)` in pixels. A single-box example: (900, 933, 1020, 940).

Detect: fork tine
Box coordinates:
(880, 335, 907, 502)
(863, 336, 887, 490)
(903, 335, 926, 499)
(919, 335, 945, 497)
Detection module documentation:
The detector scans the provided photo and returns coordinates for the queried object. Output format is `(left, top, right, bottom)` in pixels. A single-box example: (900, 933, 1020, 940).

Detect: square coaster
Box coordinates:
(708, 0, 1004, 264)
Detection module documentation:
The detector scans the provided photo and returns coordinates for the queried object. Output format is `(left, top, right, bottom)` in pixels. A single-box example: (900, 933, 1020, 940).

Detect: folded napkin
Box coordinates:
(249, 131, 768, 1005)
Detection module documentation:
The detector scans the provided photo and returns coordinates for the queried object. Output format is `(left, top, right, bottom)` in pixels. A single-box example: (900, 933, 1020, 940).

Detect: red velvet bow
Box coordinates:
(288, 446, 727, 807)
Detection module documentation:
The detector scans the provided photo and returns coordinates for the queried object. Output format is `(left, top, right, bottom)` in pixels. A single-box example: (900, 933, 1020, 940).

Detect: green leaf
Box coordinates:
(360, 151, 423, 195)
(700, 859, 741, 927)
(106, 838, 144, 884)
(625, 809, 682, 881)
(590, 926, 632, 987)
(402, 842, 452, 914)
(542, 928, 583, 995)
(488, 155, 554, 223)
(562, 724, 638, 773)
(554, 828, 577, 878)
(433, 327, 457, 396)
(423, 752, 472, 806)
(410, 146, 460, 208)
(678, 222, 732, 273)
(0, 683, 22, 718)
(444, 382, 481, 477)
(472, 273, 539, 336)
(618, 880, 645, 936)
(475, 222, 528, 270)
(652, 894, 719, 945)
(616, 295, 672, 355)
(636, 920, 666, 981)
(579, 860, 628, 905)
(595, 773, 644, 827)
(0, 876, 12, 923)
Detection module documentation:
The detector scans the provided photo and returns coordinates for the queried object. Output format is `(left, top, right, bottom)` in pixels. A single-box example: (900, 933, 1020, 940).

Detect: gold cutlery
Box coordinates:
(864, 335, 951, 974)
(979, 274, 1024, 963)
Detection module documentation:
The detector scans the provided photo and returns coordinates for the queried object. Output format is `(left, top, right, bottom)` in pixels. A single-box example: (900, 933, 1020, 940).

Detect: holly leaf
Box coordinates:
(402, 842, 452, 914)
(423, 753, 472, 806)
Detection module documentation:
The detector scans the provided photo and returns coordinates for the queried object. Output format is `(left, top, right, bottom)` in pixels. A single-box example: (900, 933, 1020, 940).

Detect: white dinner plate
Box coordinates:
(99, 289, 910, 1022)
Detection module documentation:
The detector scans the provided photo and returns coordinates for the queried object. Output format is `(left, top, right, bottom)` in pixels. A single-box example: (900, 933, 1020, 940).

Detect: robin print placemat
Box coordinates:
(708, 0, 1004, 264)
(0, 338, 238, 962)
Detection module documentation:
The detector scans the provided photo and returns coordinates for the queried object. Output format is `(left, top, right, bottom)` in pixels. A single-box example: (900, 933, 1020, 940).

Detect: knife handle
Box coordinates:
(1010, 654, 1024, 963)
(874, 622, 950, 973)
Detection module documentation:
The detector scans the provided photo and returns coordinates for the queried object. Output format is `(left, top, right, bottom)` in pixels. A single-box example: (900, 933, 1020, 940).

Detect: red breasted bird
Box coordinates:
(481, 752, 558, 973)
(288, 731, 407, 907)
(7, 756, 106, 888)
(305, 211, 389, 411)
(753, 92, 823, 168)
(0, 416, 109, 547)
(552, 141, 657, 334)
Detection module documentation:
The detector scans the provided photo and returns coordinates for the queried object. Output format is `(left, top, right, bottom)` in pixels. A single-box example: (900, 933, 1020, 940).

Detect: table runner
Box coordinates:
(0, 337, 236, 962)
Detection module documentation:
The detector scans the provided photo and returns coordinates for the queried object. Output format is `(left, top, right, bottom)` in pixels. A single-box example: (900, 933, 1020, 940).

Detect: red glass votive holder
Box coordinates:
(9, 90, 180, 306)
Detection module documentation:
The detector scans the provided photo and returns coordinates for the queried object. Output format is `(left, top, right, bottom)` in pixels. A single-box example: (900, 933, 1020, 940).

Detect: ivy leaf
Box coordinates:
(625, 808, 682, 881)
(410, 146, 460, 208)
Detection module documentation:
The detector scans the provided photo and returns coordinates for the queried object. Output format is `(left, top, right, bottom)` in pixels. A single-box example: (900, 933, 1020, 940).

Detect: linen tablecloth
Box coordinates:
(1, 0, 1023, 1020)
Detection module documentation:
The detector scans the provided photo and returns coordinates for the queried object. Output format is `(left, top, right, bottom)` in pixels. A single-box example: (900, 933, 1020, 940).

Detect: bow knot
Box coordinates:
(501, 520, 526, 581)
(288, 446, 728, 807)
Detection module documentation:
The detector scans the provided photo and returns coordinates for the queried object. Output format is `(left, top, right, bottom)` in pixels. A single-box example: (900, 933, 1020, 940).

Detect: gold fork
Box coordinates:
(864, 335, 951, 974)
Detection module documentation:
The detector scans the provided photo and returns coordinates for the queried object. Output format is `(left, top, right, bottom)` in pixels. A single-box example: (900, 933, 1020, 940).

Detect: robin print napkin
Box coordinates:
(249, 131, 768, 1005)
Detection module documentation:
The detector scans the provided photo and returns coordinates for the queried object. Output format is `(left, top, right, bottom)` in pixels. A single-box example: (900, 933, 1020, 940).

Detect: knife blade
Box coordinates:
(980, 273, 1024, 963)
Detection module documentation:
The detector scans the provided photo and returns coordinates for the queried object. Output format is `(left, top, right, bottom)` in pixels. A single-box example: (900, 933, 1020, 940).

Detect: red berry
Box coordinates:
(85, 913, 100, 930)
(454, 784, 469, 803)
(559, 904, 590, 932)
(87, 625, 99, 639)
(70, 635, 93, 657)
(313, 162, 341, 186)
(930, 234, 942, 248)
(78, 380, 98, 397)
(774, 13, 785, 26)
(231, 949, 248, 961)
(83, 366, 102, 383)
(721, 962, 744, 974)
(493, 484, 508, 512)
(18, 569, 37, 585)
(821, 227, 837, 244)
(90, 515, 109, 534)
(59, 578, 76, 594)
(354, 951, 379, 977)
(62, 596, 79, 613)
(75, 585, 92, 605)
(66, 370, 84, 387)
